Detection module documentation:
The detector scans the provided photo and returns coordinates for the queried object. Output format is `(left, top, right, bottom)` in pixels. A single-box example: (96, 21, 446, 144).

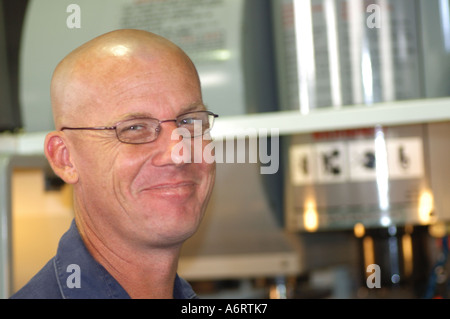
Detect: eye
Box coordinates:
(117, 119, 158, 136)
(119, 123, 147, 133)
(179, 117, 197, 125)
(178, 113, 207, 126)
(126, 124, 145, 131)
(115, 118, 160, 144)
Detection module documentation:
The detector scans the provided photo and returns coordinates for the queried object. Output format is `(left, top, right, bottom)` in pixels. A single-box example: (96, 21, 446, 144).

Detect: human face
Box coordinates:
(66, 51, 216, 249)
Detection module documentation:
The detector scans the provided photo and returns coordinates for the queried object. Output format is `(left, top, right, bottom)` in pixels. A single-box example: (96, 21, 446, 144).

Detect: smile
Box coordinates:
(140, 181, 196, 197)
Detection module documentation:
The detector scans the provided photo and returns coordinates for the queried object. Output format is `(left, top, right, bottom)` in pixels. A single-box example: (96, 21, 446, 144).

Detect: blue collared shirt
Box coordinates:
(10, 220, 197, 299)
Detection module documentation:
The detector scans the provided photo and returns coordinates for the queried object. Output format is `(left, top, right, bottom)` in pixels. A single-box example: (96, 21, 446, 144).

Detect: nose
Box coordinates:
(150, 121, 189, 166)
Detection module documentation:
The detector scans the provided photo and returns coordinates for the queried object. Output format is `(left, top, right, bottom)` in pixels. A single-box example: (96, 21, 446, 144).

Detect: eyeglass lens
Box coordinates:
(116, 111, 215, 144)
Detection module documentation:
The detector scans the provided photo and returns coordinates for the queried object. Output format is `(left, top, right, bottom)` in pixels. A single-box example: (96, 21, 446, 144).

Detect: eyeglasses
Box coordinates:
(61, 111, 219, 144)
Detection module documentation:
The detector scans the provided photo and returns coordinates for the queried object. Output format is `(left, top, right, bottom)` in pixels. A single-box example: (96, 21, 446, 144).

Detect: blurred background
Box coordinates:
(1, 0, 450, 299)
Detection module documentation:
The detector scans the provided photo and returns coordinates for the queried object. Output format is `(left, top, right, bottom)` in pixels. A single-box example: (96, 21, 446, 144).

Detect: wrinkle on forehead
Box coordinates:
(50, 29, 200, 129)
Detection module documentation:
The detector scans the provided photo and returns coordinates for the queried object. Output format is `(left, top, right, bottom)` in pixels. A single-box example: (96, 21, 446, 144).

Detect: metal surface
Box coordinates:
(179, 142, 303, 280)
(284, 124, 436, 232)
(272, 0, 422, 112)
(0, 155, 12, 298)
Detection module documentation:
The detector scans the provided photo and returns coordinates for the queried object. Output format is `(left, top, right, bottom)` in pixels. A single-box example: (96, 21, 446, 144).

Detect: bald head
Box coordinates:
(50, 29, 200, 129)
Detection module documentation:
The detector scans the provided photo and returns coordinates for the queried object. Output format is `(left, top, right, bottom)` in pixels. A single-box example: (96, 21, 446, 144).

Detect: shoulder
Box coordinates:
(173, 274, 197, 299)
(10, 258, 62, 299)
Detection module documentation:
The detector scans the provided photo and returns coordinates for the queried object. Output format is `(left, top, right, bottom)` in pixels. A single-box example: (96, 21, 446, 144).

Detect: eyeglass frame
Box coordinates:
(60, 110, 219, 145)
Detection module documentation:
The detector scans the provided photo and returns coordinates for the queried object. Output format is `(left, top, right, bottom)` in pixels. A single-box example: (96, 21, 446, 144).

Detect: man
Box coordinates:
(11, 29, 217, 299)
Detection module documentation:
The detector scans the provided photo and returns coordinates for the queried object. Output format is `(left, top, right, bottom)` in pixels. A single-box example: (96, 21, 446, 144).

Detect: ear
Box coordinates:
(44, 132, 79, 184)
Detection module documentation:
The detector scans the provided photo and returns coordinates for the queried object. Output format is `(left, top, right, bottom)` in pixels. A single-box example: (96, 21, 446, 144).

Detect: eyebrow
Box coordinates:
(116, 104, 208, 123)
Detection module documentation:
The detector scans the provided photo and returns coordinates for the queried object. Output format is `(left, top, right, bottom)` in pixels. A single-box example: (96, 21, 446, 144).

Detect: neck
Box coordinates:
(75, 214, 182, 299)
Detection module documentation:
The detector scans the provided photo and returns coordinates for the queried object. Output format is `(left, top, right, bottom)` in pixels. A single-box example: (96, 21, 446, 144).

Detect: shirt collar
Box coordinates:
(54, 220, 197, 299)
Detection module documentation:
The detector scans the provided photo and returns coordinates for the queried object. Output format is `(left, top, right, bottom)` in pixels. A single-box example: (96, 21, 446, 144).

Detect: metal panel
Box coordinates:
(285, 124, 433, 232)
(427, 122, 450, 222)
(179, 139, 303, 279)
(272, 0, 423, 112)
(0, 155, 12, 298)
